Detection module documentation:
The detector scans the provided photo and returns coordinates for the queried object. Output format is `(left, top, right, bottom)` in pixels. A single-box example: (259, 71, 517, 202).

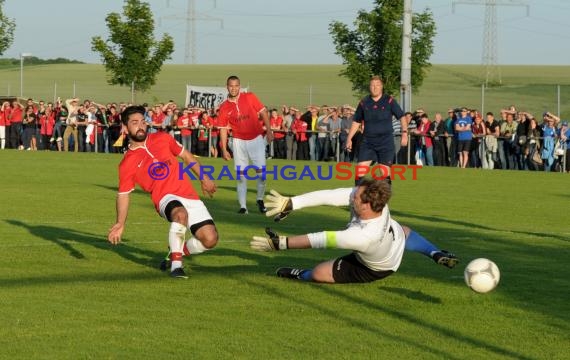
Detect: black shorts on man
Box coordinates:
(357, 137, 394, 166)
(332, 252, 395, 283)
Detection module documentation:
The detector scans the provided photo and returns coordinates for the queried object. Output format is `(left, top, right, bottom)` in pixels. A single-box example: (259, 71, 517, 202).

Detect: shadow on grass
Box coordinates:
(392, 210, 570, 243)
(189, 246, 319, 276)
(0, 271, 162, 288)
(239, 276, 533, 360)
(316, 284, 535, 360)
(380, 286, 442, 304)
(2, 220, 317, 287)
(5, 219, 163, 270)
(392, 214, 570, 327)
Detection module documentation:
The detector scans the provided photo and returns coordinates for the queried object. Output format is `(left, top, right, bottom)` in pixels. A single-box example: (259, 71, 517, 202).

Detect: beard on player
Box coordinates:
(128, 128, 148, 142)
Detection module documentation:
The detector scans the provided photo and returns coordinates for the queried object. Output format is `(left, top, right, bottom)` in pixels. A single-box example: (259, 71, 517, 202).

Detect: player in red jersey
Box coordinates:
(107, 106, 218, 279)
(218, 75, 273, 214)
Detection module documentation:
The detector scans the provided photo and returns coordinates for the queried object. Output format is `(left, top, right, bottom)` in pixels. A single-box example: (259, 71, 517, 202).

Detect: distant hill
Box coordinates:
(0, 57, 84, 67)
(0, 63, 568, 119)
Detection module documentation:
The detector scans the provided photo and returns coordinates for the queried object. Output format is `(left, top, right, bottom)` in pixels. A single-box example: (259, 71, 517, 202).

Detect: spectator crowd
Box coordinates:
(0, 97, 568, 173)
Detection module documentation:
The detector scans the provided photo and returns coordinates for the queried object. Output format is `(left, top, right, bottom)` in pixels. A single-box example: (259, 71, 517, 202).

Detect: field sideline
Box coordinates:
(0, 150, 568, 359)
(1, 63, 570, 119)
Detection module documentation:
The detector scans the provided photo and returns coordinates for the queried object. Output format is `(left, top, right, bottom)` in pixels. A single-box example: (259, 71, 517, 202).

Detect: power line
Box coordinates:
(452, 0, 530, 86)
(161, 0, 223, 64)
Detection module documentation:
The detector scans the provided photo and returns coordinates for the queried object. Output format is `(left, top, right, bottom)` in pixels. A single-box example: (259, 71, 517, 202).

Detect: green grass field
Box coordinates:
(0, 150, 568, 359)
(1, 63, 570, 119)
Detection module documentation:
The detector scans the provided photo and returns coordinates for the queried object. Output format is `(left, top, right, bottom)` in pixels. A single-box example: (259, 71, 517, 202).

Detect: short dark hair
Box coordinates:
(121, 105, 146, 125)
(358, 178, 391, 213)
(227, 75, 240, 84)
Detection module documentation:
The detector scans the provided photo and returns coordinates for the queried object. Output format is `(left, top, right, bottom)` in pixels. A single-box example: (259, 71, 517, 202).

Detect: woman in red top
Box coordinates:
(292, 114, 309, 160)
(39, 106, 55, 150)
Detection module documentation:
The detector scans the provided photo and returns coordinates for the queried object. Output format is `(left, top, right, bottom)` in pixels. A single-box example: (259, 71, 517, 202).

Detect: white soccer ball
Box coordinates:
(464, 258, 500, 293)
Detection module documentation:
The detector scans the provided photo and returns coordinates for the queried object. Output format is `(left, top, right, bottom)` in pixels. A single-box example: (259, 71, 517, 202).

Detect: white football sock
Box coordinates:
(237, 178, 247, 208)
(256, 177, 266, 201)
(169, 222, 187, 271)
(184, 237, 208, 255)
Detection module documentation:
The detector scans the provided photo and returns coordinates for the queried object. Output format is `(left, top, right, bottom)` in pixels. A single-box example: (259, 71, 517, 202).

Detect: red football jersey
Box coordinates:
(217, 92, 265, 140)
(117, 132, 199, 211)
(270, 116, 285, 139)
(10, 107, 23, 123)
(177, 115, 192, 137)
(293, 118, 308, 142)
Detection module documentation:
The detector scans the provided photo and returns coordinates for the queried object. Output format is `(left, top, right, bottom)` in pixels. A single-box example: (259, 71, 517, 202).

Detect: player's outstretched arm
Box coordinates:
(108, 193, 130, 245)
(266, 187, 353, 222)
(251, 224, 374, 253)
(253, 228, 366, 252)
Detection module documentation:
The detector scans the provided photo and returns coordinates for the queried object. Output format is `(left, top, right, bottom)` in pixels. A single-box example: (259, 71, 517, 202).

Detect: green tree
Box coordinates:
(91, 0, 174, 95)
(329, 0, 435, 97)
(0, 0, 16, 55)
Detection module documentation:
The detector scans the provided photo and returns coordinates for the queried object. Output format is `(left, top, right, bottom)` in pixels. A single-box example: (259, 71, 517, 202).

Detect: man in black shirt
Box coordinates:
(345, 76, 408, 185)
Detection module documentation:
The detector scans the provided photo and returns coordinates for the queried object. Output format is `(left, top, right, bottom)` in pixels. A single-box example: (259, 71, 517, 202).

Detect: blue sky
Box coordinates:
(3, 0, 570, 65)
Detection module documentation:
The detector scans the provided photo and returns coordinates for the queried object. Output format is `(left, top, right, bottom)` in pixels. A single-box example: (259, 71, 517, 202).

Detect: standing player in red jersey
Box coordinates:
(107, 106, 219, 279)
(218, 75, 274, 214)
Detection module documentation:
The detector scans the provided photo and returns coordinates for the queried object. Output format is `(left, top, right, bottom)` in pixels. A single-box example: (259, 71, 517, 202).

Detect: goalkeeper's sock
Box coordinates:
(168, 222, 187, 271)
(256, 177, 266, 201)
(299, 269, 313, 282)
(237, 178, 247, 209)
(184, 237, 208, 255)
(169, 252, 183, 271)
(405, 230, 438, 258)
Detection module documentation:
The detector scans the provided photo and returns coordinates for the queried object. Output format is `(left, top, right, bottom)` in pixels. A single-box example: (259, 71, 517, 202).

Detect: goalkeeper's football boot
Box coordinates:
(276, 267, 309, 280)
(432, 250, 459, 269)
(257, 200, 267, 213)
(170, 267, 188, 279)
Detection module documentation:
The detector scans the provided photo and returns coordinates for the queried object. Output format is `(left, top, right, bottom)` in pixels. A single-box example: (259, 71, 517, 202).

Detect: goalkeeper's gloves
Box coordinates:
(250, 227, 288, 251)
(265, 189, 293, 222)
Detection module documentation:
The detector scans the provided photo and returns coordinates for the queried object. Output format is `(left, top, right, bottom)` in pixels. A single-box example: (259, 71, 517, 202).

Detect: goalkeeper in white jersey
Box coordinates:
(250, 178, 458, 284)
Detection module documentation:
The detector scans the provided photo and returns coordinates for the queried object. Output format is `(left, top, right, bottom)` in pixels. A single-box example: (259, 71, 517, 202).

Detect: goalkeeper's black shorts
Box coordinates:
(332, 252, 394, 284)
